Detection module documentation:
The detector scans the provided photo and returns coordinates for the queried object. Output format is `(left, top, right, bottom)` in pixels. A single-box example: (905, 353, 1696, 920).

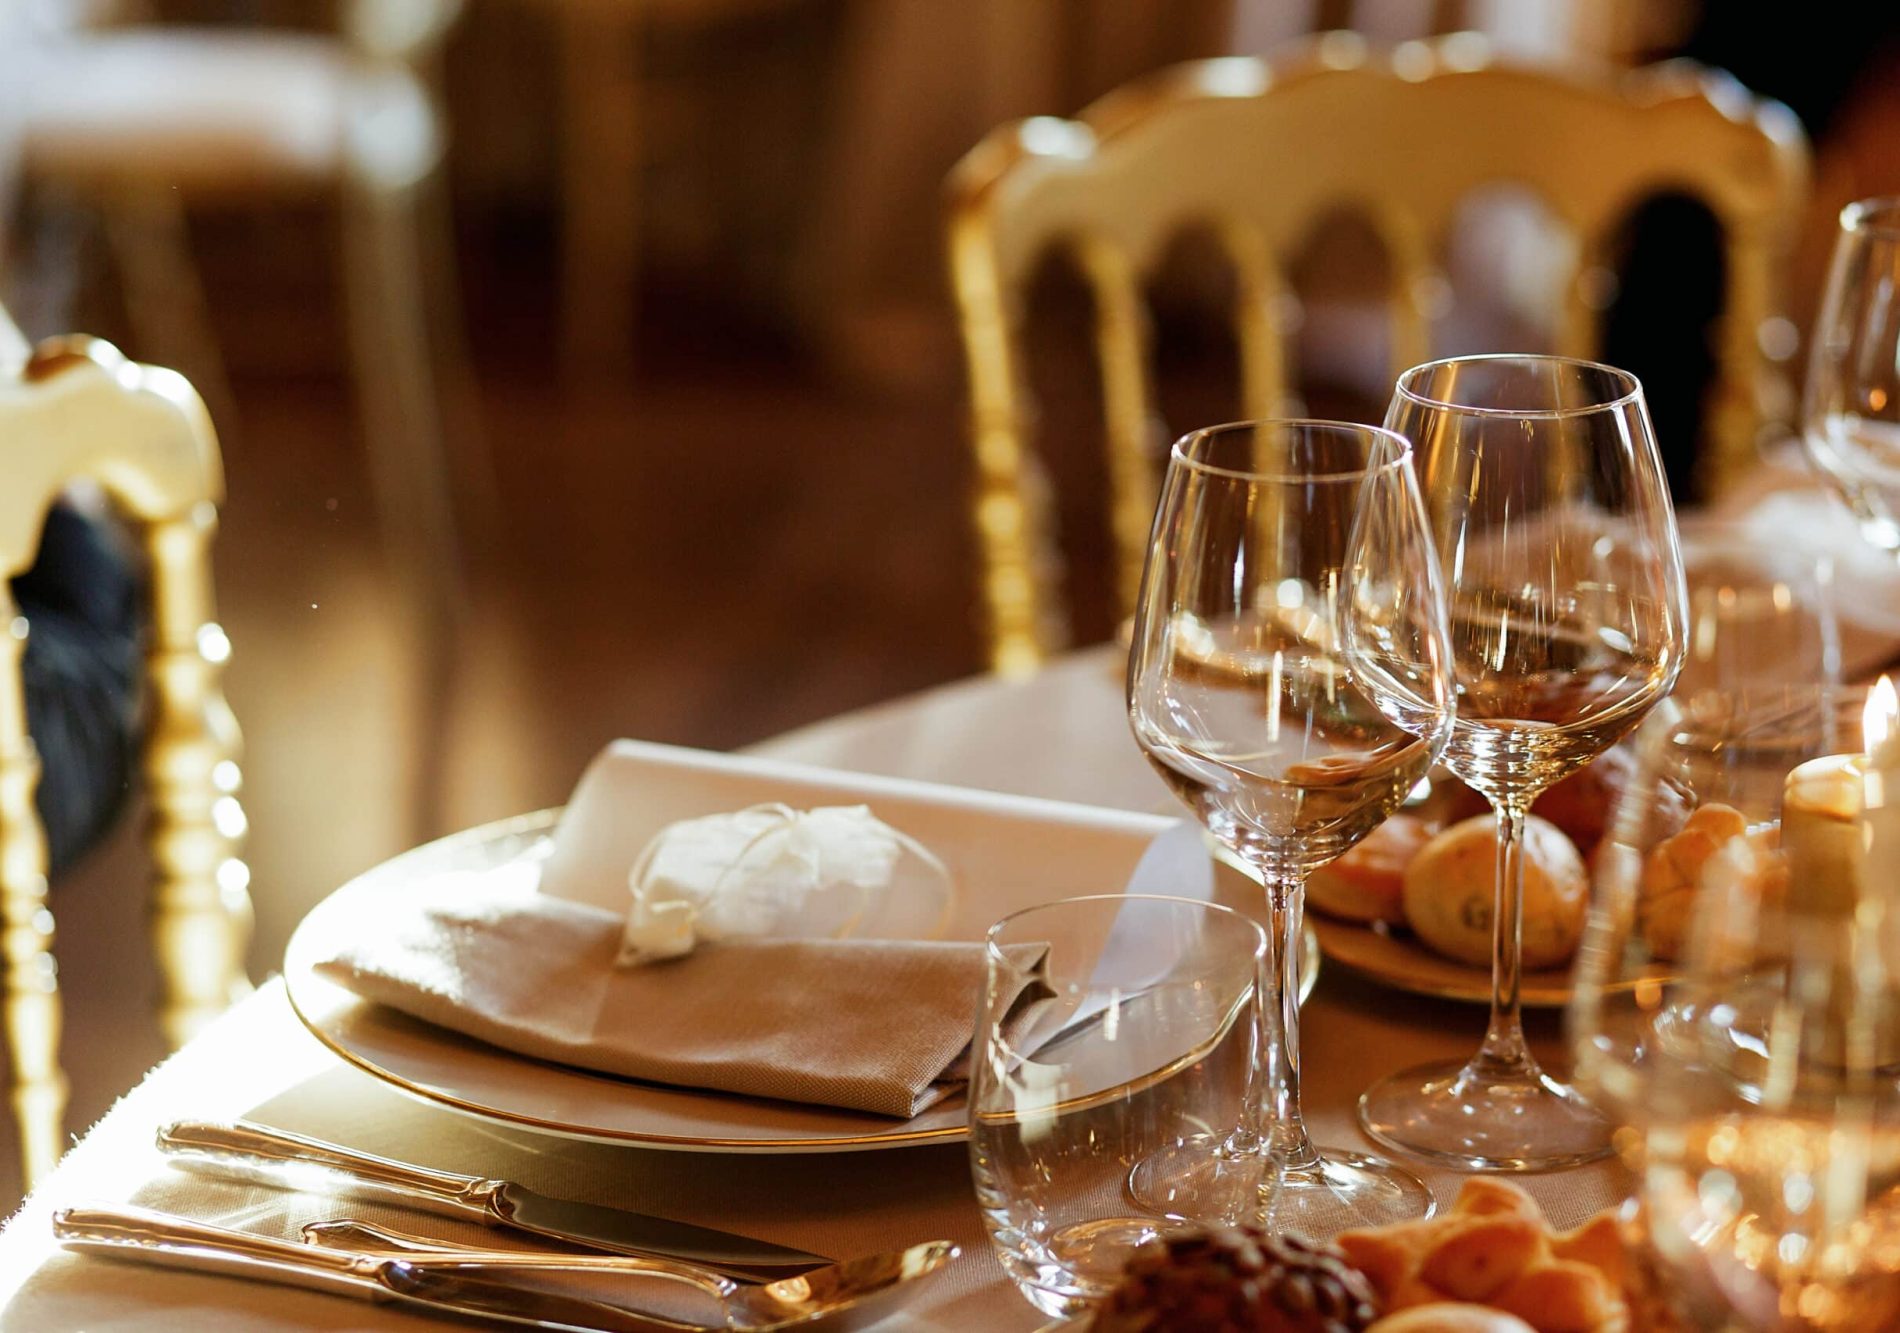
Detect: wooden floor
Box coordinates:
(3, 262, 993, 1205)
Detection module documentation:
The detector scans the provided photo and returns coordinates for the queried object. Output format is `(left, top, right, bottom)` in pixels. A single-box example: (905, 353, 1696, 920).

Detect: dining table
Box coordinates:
(0, 643, 1643, 1329)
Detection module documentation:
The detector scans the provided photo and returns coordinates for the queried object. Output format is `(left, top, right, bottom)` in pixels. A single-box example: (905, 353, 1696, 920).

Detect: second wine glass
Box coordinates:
(1129, 420, 1454, 1233)
(1360, 354, 1688, 1172)
(1804, 197, 1900, 554)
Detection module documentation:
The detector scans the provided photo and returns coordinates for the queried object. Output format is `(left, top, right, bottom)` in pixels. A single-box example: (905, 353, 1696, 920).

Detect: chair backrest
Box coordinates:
(947, 32, 1810, 676)
(0, 315, 249, 1184)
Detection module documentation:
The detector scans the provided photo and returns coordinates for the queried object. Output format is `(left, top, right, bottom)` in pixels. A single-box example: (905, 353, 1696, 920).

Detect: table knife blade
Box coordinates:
(157, 1119, 830, 1278)
(492, 1183, 821, 1273)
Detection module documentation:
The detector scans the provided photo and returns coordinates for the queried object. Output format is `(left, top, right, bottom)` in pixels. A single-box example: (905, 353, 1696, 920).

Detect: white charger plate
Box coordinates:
(284, 745, 1319, 1154)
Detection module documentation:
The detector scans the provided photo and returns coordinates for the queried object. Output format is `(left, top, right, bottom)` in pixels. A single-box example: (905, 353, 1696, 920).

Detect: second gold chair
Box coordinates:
(948, 32, 1810, 675)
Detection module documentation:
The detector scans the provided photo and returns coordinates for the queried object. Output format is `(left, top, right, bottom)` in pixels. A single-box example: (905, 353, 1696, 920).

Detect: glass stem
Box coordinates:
(1476, 801, 1537, 1076)
(1256, 860, 1318, 1172)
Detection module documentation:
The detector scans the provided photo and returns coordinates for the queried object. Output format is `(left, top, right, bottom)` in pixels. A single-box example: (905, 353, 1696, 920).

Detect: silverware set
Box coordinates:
(53, 1120, 955, 1331)
(156, 1120, 831, 1277)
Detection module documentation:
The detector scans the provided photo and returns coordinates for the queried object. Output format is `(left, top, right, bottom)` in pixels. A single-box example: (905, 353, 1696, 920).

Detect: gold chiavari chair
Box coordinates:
(947, 32, 1811, 676)
(0, 308, 250, 1186)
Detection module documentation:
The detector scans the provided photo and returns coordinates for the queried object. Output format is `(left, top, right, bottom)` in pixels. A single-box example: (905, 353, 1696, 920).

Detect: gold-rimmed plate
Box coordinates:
(285, 754, 1319, 1154)
(1307, 914, 1576, 1008)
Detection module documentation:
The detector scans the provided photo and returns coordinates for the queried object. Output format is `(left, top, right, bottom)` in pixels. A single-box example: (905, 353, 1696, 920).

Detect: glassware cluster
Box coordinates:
(1571, 685, 1900, 1329)
(1549, 195, 1900, 1330)
(982, 201, 1900, 1319)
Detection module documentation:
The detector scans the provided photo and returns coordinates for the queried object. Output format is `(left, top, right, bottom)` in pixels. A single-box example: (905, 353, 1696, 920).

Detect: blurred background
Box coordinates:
(1, 0, 1897, 1193)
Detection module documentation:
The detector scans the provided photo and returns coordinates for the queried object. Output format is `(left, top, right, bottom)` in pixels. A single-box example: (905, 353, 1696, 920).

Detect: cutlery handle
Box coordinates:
(302, 1219, 735, 1297)
(158, 1120, 502, 1224)
(54, 1204, 385, 1303)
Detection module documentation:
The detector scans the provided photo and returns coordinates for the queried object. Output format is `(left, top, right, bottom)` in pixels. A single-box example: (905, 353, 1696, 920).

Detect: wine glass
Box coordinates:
(1128, 419, 1454, 1233)
(1360, 354, 1688, 1172)
(1805, 198, 1900, 554)
(1572, 684, 1900, 1329)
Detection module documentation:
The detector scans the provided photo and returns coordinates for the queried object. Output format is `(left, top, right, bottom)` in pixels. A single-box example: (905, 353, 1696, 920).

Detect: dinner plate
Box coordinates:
(286, 748, 1320, 1154)
(1307, 913, 1575, 1008)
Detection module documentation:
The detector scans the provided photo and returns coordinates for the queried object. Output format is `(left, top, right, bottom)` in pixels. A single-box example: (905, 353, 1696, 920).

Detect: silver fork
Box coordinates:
(299, 1217, 957, 1330)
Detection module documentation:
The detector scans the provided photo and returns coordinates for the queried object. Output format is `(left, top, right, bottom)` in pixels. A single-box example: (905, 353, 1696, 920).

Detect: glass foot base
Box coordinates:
(1271, 1148, 1437, 1237)
(1358, 1057, 1614, 1172)
(1126, 1137, 1434, 1238)
(1126, 1137, 1270, 1227)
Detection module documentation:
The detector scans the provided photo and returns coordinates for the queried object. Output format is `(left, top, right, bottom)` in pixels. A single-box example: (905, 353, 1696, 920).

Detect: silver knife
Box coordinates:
(54, 1204, 681, 1332)
(156, 1120, 830, 1279)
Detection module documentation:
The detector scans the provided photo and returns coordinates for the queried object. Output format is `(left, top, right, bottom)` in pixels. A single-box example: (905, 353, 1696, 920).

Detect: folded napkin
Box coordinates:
(313, 878, 1038, 1118)
(1702, 449, 1900, 673)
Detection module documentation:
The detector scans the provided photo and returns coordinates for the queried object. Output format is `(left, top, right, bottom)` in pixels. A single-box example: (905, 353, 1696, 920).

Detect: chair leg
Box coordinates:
(0, 595, 67, 1189)
(143, 512, 253, 1050)
(559, 5, 643, 369)
(99, 188, 240, 441)
(340, 172, 462, 838)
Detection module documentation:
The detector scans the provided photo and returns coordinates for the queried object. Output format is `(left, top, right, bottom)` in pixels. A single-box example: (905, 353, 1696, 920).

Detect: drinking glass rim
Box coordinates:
(1842, 196, 1900, 239)
(983, 892, 1266, 964)
(1392, 353, 1643, 420)
(1169, 419, 1414, 484)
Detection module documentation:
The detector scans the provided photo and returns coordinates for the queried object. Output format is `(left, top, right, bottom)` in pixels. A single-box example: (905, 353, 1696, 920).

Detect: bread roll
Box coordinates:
(1491, 1259, 1627, 1332)
(1401, 815, 1587, 969)
(1419, 1219, 1544, 1301)
(1309, 814, 1432, 925)
(1369, 1306, 1536, 1333)
(1639, 803, 1744, 961)
(1341, 1181, 1631, 1333)
(1638, 803, 1784, 963)
(1530, 746, 1632, 856)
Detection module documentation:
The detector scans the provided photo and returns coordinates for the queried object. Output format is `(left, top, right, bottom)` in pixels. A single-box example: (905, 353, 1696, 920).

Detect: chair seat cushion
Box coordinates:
(22, 29, 428, 191)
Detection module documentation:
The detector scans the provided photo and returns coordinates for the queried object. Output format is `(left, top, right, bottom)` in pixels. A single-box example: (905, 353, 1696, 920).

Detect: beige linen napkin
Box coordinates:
(313, 879, 1034, 1118)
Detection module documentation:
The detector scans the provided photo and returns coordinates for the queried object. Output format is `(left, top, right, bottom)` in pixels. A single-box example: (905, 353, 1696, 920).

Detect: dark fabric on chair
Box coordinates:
(1600, 194, 1723, 506)
(14, 504, 143, 877)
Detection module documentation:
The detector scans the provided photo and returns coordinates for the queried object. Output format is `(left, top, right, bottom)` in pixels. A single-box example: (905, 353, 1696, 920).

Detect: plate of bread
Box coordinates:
(1303, 751, 1629, 1006)
(1050, 1176, 1674, 1332)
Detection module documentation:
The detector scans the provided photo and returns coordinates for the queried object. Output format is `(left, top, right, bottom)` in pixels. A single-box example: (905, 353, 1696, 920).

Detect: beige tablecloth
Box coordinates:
(0, 646, 1631, 1329)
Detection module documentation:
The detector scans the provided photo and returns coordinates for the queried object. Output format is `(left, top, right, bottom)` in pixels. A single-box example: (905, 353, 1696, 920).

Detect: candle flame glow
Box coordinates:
(1865, 675, 1899, 751)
